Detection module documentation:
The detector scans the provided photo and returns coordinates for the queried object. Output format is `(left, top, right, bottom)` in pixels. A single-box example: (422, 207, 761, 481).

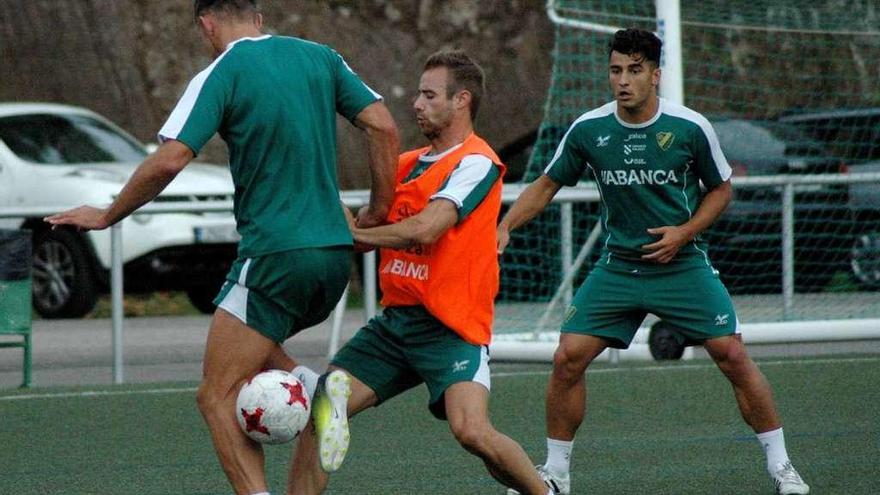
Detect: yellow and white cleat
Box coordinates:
(312, 370, 352, 472)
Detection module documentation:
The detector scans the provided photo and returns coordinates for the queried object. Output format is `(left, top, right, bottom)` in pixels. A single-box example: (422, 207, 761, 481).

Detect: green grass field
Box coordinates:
(1, 355, 877, 494)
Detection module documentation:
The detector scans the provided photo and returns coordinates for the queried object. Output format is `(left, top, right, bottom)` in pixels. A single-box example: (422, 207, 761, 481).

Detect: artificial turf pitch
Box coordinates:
(1, 354, 877, 494)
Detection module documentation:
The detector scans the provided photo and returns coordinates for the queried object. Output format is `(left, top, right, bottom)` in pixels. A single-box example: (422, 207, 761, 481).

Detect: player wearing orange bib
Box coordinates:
(284, 50, 558, 495)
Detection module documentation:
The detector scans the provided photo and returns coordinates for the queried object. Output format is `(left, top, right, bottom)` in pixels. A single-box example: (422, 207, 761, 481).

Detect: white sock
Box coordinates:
(291, 365, 320, 399)
(544, 438, 573, 477)
(250, 492, 270, 495)
(756, 427, 790, 474)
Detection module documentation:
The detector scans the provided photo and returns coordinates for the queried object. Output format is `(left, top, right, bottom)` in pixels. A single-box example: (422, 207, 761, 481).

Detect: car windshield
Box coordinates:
(0, 113, 147, 164)
(712, 119, 827, 161)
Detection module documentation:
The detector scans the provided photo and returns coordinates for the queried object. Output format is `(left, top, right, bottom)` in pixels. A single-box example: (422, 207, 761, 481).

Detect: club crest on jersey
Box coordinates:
(596, 135, 610, 147)
(656, 131, 675, 151)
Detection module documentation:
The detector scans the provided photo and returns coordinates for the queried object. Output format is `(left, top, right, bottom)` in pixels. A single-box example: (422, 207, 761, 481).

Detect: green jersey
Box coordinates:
(159, 35, 381, 257)
(545, 98, 731, 265)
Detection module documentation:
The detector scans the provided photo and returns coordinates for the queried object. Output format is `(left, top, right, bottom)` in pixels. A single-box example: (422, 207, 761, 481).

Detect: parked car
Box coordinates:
(778, 107, 880, 290)
(497, 117, 852, 297)
(706, 118, 852, 293)
(0, 103, 238, 318)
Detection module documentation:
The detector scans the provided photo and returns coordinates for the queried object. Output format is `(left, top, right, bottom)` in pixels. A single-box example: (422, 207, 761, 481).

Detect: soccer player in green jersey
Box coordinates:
(46, 1, 398, 494)
(498, 29, 809, 495)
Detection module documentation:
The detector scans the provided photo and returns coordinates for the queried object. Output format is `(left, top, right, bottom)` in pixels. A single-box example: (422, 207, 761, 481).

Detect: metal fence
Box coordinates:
(2, 172, 879, 381)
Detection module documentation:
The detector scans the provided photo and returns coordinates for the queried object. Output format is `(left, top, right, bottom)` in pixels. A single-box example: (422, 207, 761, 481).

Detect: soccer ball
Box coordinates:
(236, 369, 311, 444)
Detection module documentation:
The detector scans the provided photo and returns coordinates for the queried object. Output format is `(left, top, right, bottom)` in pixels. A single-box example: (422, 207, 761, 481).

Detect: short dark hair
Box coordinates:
(424, 50, 486, 120)
(194, 0, 257, 19)
(608, 28, 662, 66)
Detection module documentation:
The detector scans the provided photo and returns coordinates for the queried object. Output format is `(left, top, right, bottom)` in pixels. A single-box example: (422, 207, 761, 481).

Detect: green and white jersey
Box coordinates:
(159, 35, 381, 257)
(545, 98, 731, 265)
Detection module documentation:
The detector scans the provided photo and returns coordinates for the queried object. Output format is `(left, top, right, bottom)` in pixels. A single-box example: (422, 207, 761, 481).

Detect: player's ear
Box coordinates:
(652, 66, 661, 87)
(197, 15, 213, 36)
(254, 13, 263, 30)
(455, 89, 472, 112)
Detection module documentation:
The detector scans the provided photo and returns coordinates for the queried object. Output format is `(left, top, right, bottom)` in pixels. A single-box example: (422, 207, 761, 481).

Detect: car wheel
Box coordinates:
(186, 285, 220, 314)
(648, 321, 687, 361)
(32, 228, 98, 319)
(850, 231, 880, 290)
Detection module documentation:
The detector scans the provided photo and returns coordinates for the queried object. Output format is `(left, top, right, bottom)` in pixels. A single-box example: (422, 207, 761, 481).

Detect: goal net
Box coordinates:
(493, 0, 880, 358)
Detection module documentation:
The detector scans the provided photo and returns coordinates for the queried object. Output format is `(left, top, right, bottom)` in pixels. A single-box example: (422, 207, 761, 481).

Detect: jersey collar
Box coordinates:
(225, 34, 272, 52)
(613, 98, 665, 129)
(419, 141, 465, 162)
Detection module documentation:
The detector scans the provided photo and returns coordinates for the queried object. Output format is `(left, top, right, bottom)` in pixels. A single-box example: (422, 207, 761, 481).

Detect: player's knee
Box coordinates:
(195, 382, 223, 417)
(711, 339, 751, 373)
(450, 418, 493, 455)
(552, 345, 589, 382)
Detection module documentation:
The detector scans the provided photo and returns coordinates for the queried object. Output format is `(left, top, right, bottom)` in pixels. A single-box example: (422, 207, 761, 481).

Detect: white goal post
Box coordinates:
(546, 0, 684, 105)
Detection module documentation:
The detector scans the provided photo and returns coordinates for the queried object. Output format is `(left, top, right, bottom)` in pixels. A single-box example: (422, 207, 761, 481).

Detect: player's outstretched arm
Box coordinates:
(354, 101, 399, 228)
(496, 174, 563, 254)
(351, 199, 458, 249)
(642, 179, 732, 263)
(44, 140, 194, 230)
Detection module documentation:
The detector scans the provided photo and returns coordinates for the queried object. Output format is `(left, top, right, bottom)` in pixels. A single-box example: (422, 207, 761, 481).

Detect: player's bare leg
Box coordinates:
(444, 382, 548, 495)
(265, 345, 298, 371)
(287, 368, 377, 495)
(197, 308, 277, 495)
(545, 333, 608, 441)
(704, 334, 809, 493)
(702, 335, 781, 431)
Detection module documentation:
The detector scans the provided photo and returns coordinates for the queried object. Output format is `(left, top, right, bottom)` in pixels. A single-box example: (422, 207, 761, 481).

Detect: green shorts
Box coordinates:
(214, 247, 352, 343)
(562, 259, 738, 348)
(331, 305, 490, 420)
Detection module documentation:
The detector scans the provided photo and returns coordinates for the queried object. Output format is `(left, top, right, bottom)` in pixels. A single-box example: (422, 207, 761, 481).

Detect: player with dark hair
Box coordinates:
(280, 50, 556, 495)
(500, 28, 810, 495)
(47, 1, 399, 494)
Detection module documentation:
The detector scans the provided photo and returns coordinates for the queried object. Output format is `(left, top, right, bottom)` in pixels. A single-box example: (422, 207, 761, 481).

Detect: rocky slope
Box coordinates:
(0, 0, 554, 187)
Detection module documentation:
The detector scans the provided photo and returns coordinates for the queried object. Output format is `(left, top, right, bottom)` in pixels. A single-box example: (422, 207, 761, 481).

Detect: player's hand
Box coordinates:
(496, 225, 511, 255)
(353, 241, 376, 253)
(641, 225, 692, 264)
(44, 206, 111, 231)
(341, 203, 357, 231)
(342, 204, 377, 253)
(356, 205, 386, 228)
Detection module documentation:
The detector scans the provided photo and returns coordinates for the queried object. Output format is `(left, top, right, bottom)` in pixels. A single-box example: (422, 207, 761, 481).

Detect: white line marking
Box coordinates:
(1, 355, 877, 402)
(0, 387, 196, 402)
(492, 355, 880, 378)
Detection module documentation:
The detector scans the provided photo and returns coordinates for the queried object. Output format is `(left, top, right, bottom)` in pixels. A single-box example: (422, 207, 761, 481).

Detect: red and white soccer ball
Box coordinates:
(236, 369, 311, 444)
